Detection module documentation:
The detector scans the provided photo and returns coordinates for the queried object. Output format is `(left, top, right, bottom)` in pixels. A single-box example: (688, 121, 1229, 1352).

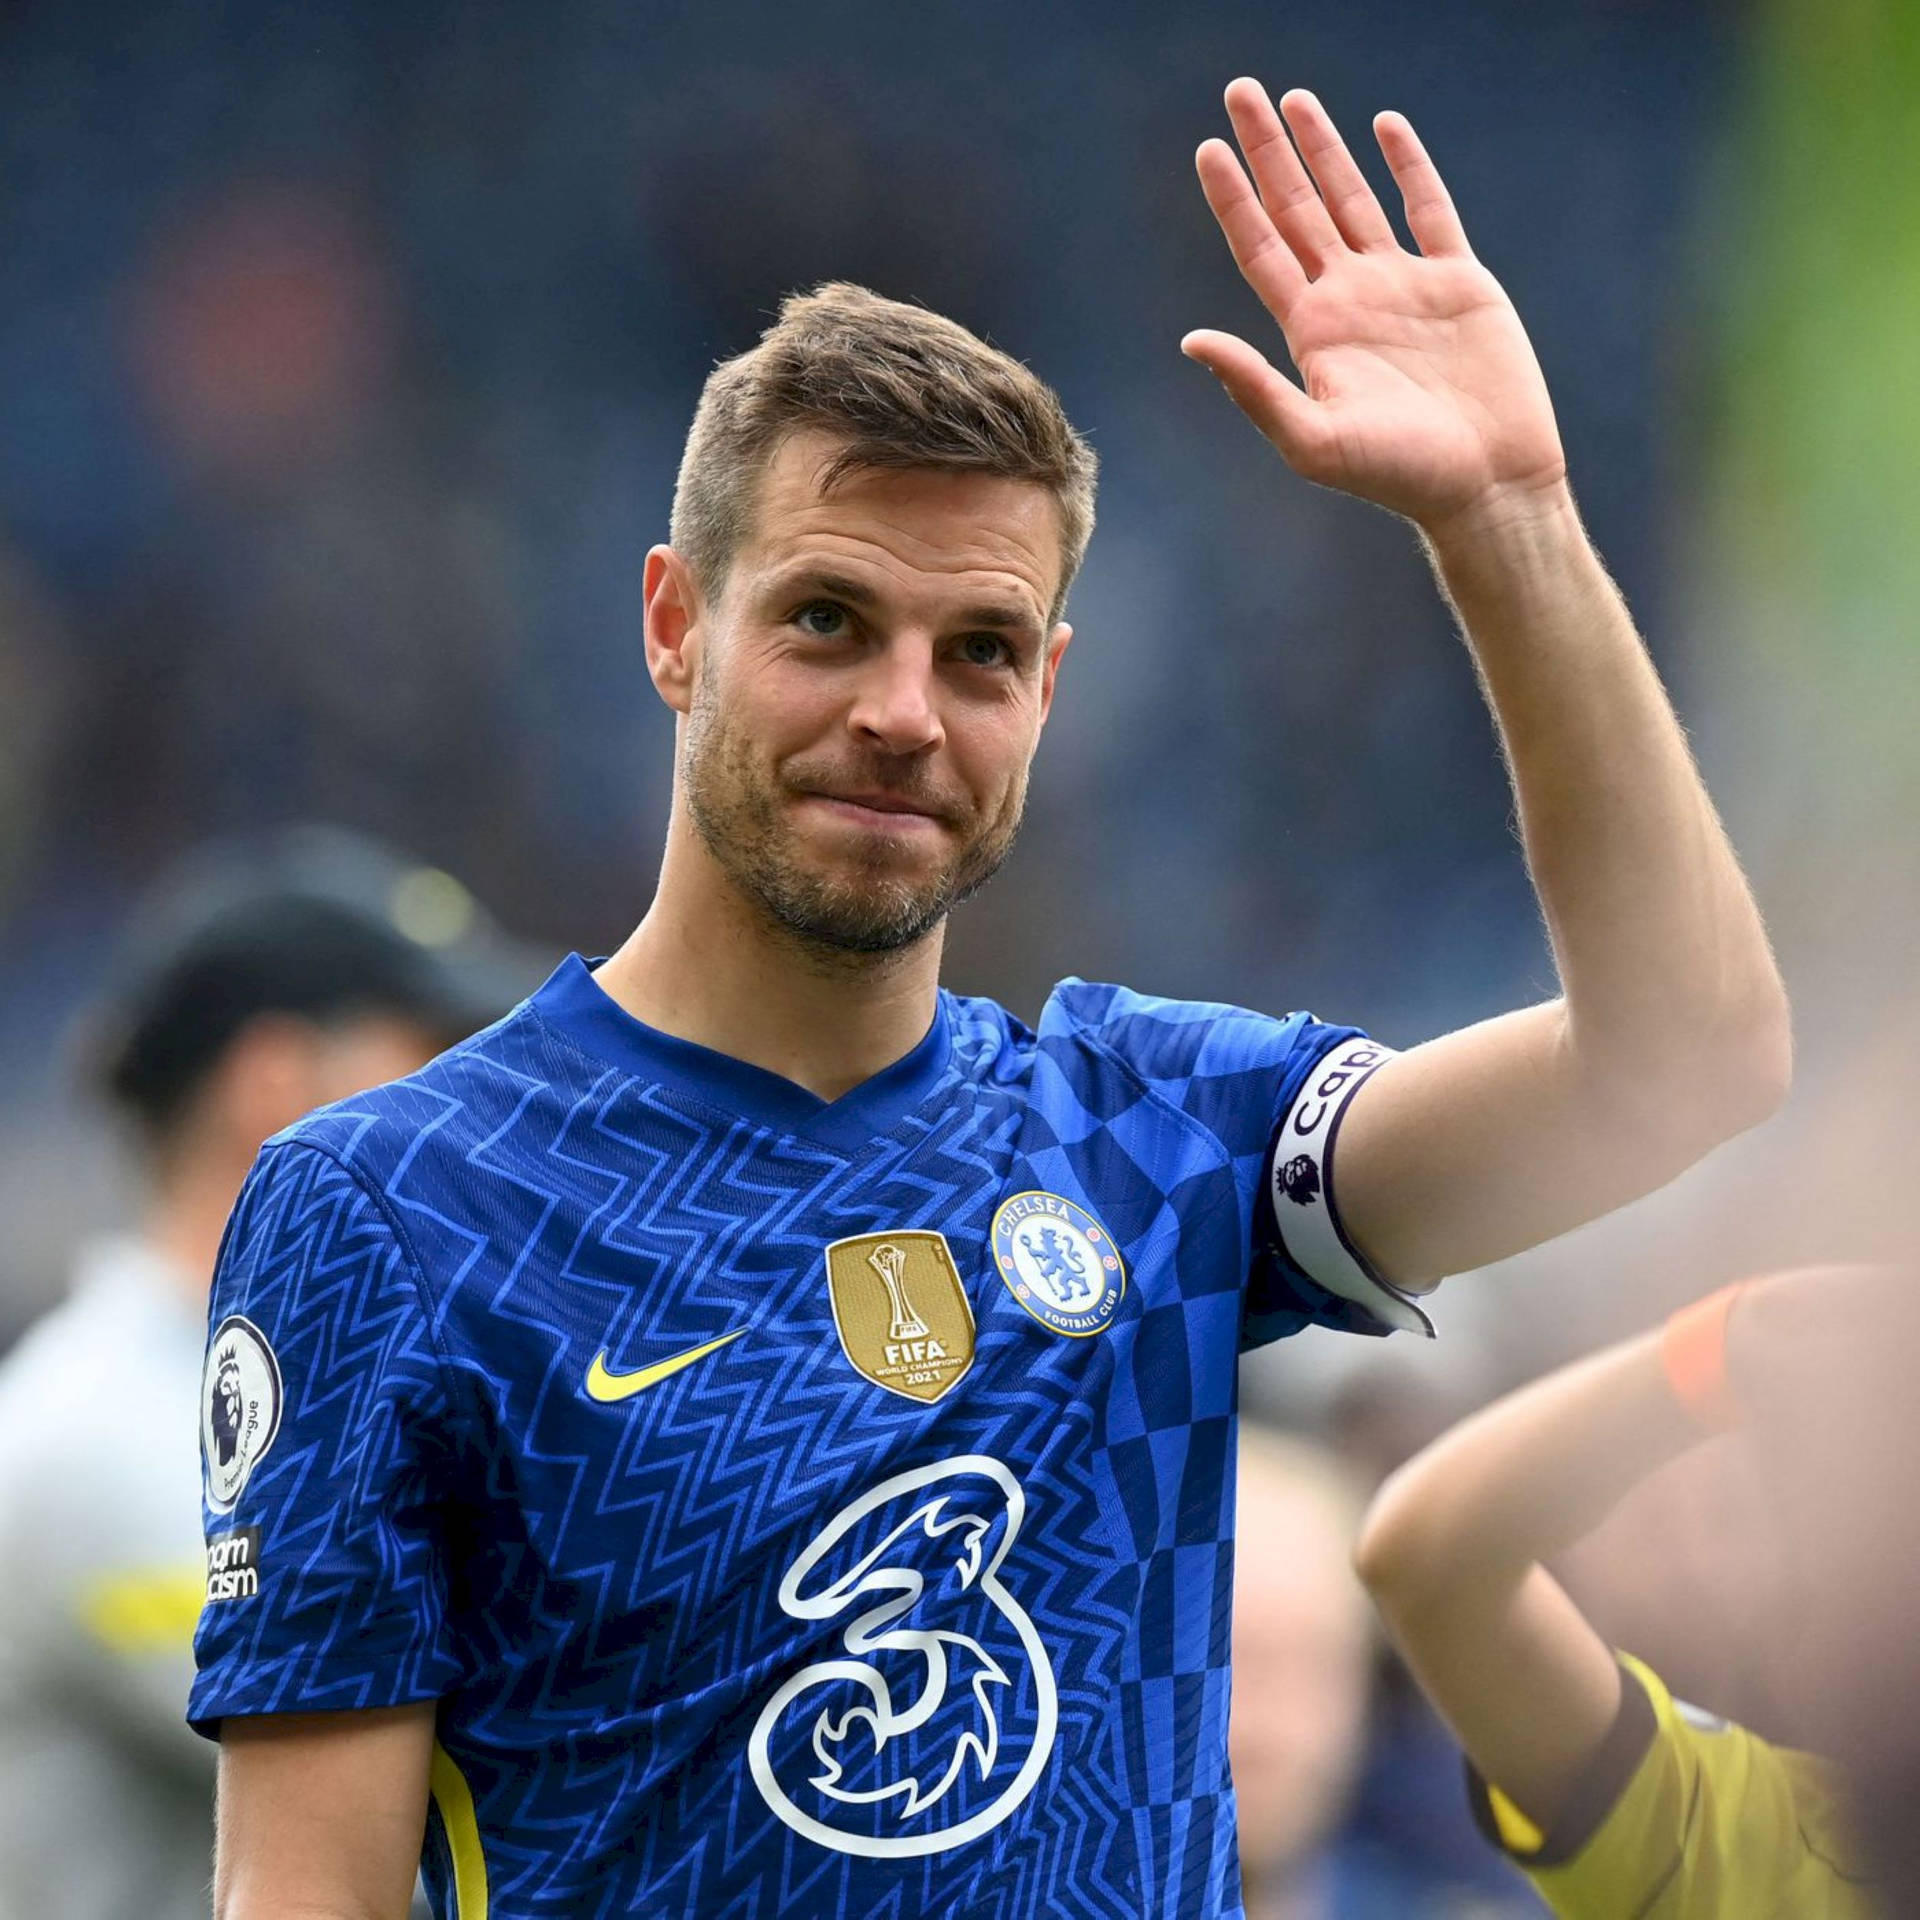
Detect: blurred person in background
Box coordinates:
(1231, 1428, 1374, 1919)
(1707, 1259, 1920, 1912)
(1354, 1264, 1892, 1916)
(0, 828, 530, 1920)
(1232, 1426, 1527, 1918)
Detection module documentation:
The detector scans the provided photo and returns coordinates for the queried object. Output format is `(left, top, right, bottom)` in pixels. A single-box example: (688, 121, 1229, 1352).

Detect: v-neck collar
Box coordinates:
(528, 954, 955, 1152)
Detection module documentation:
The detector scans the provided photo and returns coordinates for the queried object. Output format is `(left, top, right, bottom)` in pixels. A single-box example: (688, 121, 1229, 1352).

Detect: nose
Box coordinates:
(845, 636, 944, 757)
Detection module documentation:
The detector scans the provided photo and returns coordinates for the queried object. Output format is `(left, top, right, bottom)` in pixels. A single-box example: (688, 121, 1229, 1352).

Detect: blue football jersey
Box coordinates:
(191, 957, 1394, 1918)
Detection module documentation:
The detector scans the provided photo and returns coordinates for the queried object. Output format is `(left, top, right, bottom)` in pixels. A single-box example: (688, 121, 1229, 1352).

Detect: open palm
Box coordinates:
(1186, 82, 1566, 530)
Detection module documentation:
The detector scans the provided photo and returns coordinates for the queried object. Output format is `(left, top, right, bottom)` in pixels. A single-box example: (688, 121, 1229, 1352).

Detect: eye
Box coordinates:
(793, 600, 849, 638)
(958, 632, 1012, 668)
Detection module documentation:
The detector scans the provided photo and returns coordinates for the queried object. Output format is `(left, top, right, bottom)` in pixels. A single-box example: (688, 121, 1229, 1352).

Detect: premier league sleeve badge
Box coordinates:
(200, 1315, 284, 1513)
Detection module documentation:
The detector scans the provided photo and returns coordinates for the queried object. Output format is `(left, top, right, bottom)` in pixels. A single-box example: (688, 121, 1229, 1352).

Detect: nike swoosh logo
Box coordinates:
(584, 1330, 747, 1403)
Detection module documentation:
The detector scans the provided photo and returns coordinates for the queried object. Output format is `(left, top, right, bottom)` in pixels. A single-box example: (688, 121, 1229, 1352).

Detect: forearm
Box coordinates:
(1354, 1327, 1703, 1824)
(1426, 487, 1789, 1127)
(1357, 1328, 1699, 1606)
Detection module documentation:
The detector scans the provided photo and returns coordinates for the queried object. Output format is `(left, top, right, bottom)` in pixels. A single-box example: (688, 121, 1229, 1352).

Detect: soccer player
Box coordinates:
(0, 829, 525, 1920)
(1353, 1265, 1886, 1916)
(194, 81, 1790, 1920)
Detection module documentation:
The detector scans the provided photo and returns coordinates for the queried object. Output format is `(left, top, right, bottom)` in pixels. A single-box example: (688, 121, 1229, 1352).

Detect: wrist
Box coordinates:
(1417, 477, 1580, 571)
(1659, 1281, 1753, 1435)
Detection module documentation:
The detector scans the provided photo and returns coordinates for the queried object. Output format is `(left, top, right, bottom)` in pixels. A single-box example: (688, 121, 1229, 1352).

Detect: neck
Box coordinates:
(596, 817, 946, 1103)
(141, 1148, 252, 1313)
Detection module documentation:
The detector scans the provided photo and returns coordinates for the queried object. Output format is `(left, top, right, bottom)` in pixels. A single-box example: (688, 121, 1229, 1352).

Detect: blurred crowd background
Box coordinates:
(0, 0, 1913, 1913)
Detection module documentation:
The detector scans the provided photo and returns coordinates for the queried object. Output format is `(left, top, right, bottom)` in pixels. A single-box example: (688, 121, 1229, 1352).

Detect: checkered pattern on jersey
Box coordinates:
(193, 968, 1363, 1920)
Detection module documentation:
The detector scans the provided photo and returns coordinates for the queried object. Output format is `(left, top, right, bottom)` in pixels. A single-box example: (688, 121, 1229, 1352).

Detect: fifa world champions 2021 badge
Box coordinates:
(201, 1315, 284, 1513)
(989, 1192, 1126, 1337)
(825, 1231, 977, 1404)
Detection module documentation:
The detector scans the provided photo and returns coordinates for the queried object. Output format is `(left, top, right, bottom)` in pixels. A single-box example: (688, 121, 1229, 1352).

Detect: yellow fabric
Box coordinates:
(1486, 1781, 1546, 1855)
(1480, 1654, 1875, 1919)
(430, 1741, 490, 1920)
(78, 1565, 206, 1655)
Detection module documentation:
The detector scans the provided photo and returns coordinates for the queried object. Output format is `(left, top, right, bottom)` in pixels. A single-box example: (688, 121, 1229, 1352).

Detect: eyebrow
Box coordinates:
(778, 569, 1044, 637)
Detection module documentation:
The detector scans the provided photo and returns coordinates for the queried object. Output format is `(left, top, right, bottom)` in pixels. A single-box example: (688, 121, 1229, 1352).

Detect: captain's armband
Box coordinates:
(1267, 1037, 1435, 1337)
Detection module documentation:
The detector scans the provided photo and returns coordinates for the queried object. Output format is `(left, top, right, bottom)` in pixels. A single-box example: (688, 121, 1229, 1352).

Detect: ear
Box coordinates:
(644, 546, 706, 716)
(1036, 623, 1073, 727)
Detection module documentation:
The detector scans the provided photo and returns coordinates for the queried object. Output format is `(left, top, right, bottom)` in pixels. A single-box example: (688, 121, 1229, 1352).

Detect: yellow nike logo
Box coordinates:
(584, 1330, 747, 1403)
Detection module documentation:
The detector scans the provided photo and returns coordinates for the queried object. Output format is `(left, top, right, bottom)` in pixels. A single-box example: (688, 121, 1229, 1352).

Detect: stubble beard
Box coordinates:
(682, 675, 1025, 960)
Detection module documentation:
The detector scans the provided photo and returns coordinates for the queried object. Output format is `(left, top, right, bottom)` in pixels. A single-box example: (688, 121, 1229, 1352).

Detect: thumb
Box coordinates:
(1181, 329, 1331, 475)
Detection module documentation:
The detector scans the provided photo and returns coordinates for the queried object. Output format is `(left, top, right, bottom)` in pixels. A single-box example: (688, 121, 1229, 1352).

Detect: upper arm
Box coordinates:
(191, 1141, 466, 1734)
(1332, 999, 1747, 1288)
(215, 1703, 434, 1920)
(1051, 983, 1424, 1340)
(1369, 1554, 1624, 1835)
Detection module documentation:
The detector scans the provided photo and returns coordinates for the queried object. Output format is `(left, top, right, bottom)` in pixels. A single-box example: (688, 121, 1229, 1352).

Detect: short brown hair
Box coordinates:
(670, 283, 1098, 622)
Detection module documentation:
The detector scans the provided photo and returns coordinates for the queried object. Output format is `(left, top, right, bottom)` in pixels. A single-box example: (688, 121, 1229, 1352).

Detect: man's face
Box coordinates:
(671, 433, 1071, 955)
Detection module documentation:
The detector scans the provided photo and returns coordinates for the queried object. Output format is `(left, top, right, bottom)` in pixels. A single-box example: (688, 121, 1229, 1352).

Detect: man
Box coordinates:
(1352, 1264, 1887, 1916)
(195, 81, 1789, 1920)
(0, 829, 525, 1920)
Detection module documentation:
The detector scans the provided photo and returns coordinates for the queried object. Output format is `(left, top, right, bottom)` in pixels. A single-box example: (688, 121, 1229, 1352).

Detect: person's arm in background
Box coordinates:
(1350, 1263, 1896, 1830)
(215, 1706, 435, 1920)
(66, 1558, 215, 1775)
(0, 1478, 213, 1777)
(1187, 81, 1789, 1292)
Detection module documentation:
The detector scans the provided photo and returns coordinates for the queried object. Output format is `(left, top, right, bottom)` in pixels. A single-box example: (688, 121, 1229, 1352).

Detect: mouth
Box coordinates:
(798, 790, 954, 834)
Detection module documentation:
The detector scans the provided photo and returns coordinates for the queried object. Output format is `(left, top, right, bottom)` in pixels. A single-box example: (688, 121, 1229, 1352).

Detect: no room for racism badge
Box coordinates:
(990, 1191, 1126, 1338)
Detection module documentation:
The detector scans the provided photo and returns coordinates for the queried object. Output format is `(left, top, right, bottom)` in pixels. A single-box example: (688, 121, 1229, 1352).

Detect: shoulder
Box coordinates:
(216, 1126, 433, 1337)
(1470, 1653, 1874, 1907)
(0, 1249, 197, 1455)
(262, 1003, 546, 1189)
(940, 989, 1034, 1084)
(0, 1264, 201, 1575)
(0, 1298, 103, 1522)
(1044, 983, 1313, 1059)
(1630, 1658, 1861, 1871)
(1039, 979, 1320, 1074)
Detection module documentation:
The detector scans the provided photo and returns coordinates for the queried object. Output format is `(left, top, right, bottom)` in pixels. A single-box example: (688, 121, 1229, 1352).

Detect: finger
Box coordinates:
(1374, 110, 1472, 257)
(1180, 329, 1334, 475)
(1222, 76, 1343, 276)
(1278, 89, 1397, 253)
(1195, 139, 1311, 321)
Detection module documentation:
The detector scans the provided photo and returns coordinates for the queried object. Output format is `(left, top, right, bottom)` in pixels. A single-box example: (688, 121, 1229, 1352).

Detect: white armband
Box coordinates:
(1269, 1037, 1436, 1338)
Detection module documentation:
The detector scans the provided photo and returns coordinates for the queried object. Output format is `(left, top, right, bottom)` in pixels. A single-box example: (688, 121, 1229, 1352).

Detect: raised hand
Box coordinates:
(1185, 81, 1567, 533)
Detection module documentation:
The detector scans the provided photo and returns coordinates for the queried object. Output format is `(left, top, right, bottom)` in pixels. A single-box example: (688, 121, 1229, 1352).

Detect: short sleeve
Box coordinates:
(189, 1142, 467, 1735)
(1042, 982, 1410, 1348)
(1465, 1653, 1872, 1918)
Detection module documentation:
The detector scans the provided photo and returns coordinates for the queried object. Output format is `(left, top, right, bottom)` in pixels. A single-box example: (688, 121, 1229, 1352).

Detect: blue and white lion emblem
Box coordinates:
(1019, 1225, 1090, 1302)
(989, 1192, 1127, 1338)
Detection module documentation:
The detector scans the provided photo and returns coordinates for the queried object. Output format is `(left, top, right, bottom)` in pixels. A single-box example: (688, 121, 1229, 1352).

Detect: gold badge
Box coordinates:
(824, 1231, 976, 1405)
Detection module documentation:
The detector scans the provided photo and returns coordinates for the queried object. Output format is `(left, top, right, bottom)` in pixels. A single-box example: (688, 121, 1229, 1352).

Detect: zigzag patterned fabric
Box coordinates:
(192, 955, 1372, 1918)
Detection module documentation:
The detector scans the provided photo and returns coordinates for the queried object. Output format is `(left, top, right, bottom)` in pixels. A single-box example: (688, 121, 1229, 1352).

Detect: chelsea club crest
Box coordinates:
(989, 1192, 1126, 1338)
